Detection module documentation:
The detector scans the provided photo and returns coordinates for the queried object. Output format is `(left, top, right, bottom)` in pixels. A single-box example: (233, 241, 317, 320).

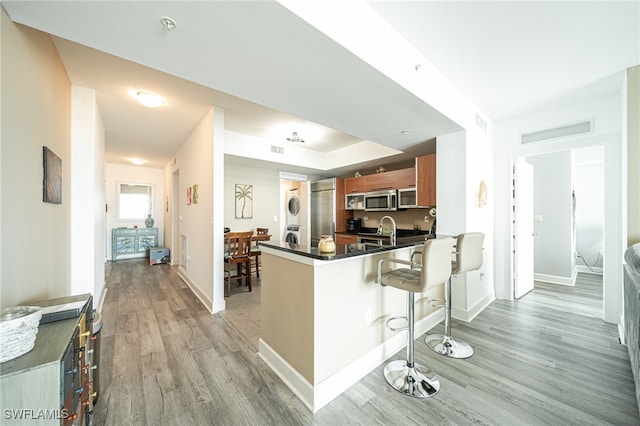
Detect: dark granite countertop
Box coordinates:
(257, 239, 426, 261)
(336, 228, 432, 237)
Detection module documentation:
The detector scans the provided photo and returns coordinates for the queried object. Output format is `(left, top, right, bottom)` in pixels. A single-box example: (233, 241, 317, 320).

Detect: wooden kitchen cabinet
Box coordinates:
(417, 154, 436, 207)
(334, 178, 351, 232)
(396, 167, 416, 188)
(365, 171, 397, 192)
(335, 233, 358, 245)
(344, 176, 366, 194)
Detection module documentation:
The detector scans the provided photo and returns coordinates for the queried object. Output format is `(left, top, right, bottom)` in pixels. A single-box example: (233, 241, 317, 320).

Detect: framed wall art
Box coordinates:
(43, 146, 62, 204)
(235, 184, 253, 219)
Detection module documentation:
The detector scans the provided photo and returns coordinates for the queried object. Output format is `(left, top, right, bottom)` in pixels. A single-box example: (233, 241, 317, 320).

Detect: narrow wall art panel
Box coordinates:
(43, 146, 62, 204)
(235, 184, 253, 219)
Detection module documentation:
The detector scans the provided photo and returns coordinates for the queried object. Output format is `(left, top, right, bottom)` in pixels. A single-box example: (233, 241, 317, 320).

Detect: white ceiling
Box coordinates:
(3, 1, 639, 174)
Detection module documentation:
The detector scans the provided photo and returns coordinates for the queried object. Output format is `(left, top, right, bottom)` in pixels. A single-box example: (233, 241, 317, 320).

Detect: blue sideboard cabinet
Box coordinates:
(112, 227, 158, 261)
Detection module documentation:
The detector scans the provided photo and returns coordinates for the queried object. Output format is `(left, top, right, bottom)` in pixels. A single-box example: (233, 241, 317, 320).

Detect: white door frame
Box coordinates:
(505, 134, 622, 325)
(513, 158, 535, 299)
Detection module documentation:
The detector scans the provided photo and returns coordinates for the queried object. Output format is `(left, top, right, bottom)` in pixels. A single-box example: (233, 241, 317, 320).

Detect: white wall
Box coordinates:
(105, 163, 165, 260)
(626, 66, 640, 246)
(574, 146, 604, 271)
(1, 10, 72, 306)
(70, 85, 106, 307)
(436, 128, 495, 321)
(225, 163, 282, 241)
(166, 108, 215, 311)
(494, 84, 624, 324)
(528, 151, 574, 282)
(436, 131, 467, 236)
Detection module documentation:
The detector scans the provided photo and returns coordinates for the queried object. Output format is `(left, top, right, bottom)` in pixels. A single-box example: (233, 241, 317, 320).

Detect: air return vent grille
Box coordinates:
(271, 145, 284, 154)
(521, 120, 592, 144)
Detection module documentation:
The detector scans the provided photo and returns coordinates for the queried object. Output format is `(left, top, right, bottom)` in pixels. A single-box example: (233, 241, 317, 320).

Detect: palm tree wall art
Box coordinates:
(235, 184, 253, 219)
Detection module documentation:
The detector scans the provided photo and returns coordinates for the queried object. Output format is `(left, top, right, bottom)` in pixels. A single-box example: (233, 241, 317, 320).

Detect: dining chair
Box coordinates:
(224, 231, 253, 295)
(251, 228, 271, 277)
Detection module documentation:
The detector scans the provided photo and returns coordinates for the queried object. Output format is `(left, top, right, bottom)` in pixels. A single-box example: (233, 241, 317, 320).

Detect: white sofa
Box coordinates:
(624, 242, 640, 414)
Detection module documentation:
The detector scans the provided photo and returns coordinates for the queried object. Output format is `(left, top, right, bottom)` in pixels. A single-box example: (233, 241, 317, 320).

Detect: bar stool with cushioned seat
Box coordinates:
(425, 232, 485, 359)
(377, 237, 456, 398)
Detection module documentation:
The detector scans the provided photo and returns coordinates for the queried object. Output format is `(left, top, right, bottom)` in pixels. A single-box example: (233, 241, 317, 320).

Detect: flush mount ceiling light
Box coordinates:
(129, 158, 145, 166)
(286, 132, 305, 143)
(161, 16, 177, 31)
(132, 90, 166, 108)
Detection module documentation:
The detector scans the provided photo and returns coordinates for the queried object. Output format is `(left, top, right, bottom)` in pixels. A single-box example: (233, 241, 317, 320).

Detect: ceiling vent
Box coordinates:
(271, 145, 284, 154)
(521, 120, 592, 144)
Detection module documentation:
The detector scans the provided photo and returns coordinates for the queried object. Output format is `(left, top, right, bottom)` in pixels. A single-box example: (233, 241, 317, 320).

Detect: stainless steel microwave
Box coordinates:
(364, 190, 397, 211)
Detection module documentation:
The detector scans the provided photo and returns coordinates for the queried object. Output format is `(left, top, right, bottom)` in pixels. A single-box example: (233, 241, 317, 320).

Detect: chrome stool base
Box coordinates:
(383, 360, 440, 398)
(425, 334, 474, 359)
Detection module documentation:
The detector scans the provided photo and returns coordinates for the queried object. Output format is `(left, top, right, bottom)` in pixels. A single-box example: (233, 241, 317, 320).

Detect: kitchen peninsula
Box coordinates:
(257, 239, 446, 412)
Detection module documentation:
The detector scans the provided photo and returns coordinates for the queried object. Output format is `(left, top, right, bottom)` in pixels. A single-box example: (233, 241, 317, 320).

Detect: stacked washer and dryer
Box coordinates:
(284, 188, 301, 244)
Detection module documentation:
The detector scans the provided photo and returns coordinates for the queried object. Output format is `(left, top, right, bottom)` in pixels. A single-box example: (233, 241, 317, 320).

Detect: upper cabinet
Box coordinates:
(416, 154, 436, 207)
(396, 168, 416, 188)
(342, 153, 436, 208)
(365, 172, 397, 192)
(344, 176, 366, 194)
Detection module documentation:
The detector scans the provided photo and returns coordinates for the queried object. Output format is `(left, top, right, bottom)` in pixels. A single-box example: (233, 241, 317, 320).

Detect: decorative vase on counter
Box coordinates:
(318, 235, 336, 253)
(145, 214, 155, 228)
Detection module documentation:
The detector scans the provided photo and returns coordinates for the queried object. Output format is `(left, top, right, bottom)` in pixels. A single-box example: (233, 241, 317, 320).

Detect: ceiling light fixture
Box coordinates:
(133, 90, 166, 108)
(129, 158, 145, 166)
(161, 16, 177, 31)
(286, 132, 305, 143)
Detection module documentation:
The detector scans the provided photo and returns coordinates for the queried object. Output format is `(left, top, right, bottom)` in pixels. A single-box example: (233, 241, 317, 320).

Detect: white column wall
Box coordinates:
(70, 85, 106, 306)
(437, 128, 495, 321)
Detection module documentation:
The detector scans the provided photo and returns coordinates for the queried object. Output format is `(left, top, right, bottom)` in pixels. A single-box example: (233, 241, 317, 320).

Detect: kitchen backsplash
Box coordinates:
(353, 210, 435, 232)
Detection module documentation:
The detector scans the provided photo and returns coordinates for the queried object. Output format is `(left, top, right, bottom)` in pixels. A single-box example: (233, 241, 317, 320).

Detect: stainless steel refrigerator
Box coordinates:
(310, 178, 336, 247)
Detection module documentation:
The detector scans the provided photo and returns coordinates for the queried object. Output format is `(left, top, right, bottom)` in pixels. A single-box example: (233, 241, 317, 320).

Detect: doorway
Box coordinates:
(513, 143, 611, 321)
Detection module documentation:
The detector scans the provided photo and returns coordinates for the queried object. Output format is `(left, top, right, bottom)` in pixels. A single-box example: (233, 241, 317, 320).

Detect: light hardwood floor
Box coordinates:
(94, 260, 639, 425)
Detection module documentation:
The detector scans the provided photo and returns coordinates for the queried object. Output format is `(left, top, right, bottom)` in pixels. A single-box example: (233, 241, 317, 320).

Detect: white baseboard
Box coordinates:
(258, 309, 444, 413)
(534, 272, 576, 286)
(575, 265, 604, 275)
(212, 296, 225, 314)
(97, 286, 108, 313)
(177, 270, 214, 313)
(258, 339, 315, 412)
(452, 290, 495, 322)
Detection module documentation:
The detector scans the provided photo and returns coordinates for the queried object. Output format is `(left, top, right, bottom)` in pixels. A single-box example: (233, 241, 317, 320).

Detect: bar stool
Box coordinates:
(377, 237, 455, 398)
(425, 232, 485, 359)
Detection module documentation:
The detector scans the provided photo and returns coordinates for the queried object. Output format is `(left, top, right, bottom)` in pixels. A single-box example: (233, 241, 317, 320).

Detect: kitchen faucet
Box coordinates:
(378, 215, 397, 246)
